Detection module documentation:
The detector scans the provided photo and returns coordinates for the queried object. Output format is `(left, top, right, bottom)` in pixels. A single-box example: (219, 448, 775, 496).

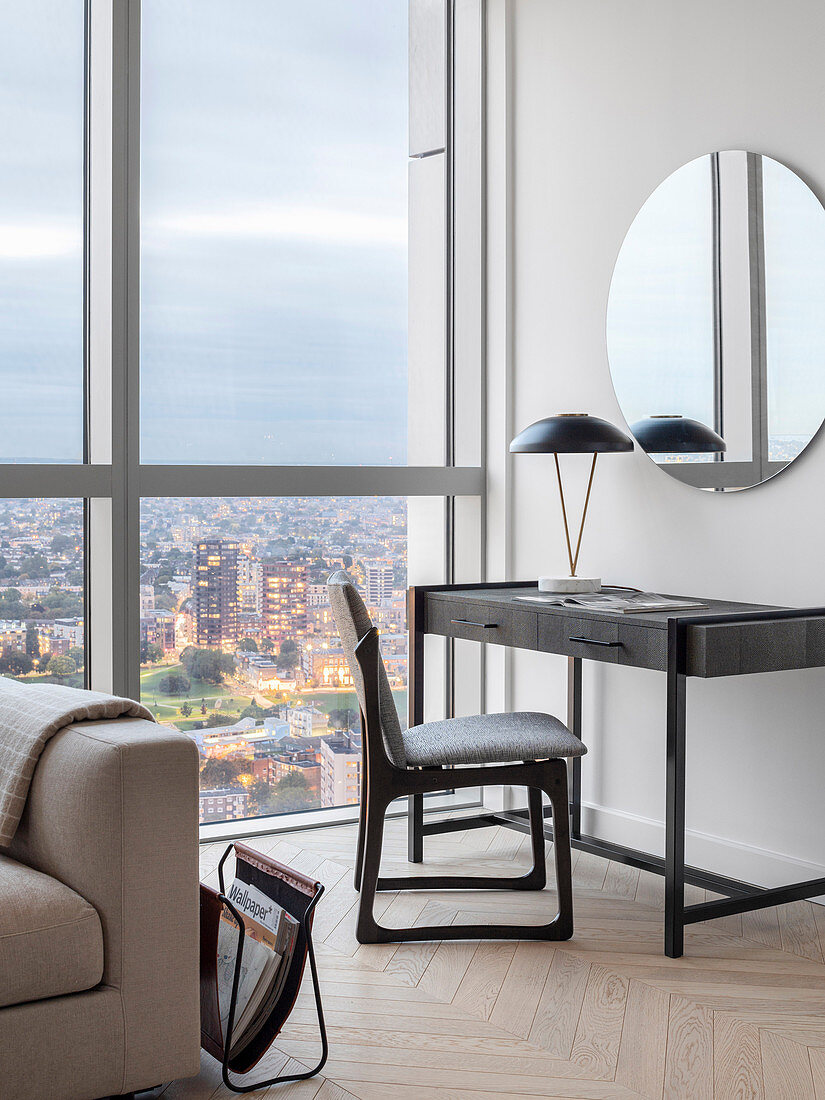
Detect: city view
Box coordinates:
(140, 497, 406, 824)
(0, 0, 412, 831)
(0, 499, 85, 683)
(0, 496, 407, 825)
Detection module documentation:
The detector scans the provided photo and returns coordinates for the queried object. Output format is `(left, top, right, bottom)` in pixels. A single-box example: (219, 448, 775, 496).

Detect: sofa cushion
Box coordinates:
(0, 852, 103, 1009)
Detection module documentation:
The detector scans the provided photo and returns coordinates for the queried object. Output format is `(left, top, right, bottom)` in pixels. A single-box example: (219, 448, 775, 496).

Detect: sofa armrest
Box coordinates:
(8, 716, 201, 1089)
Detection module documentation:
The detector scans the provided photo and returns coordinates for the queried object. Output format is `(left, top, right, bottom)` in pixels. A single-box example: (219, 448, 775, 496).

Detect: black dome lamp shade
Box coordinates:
(630, 414, 726, 454)
(509, 413, 635, 454)
(509, 413, 634, 594)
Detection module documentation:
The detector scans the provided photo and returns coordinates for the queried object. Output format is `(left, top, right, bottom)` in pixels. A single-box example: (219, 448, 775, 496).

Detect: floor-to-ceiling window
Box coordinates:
(138, 1, 413, 823)
(0, 0, 484, 831)
(0, 2, 87, 683)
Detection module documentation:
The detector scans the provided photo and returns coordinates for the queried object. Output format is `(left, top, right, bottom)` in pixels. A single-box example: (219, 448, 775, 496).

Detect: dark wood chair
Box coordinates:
(328, 571, 586, 944)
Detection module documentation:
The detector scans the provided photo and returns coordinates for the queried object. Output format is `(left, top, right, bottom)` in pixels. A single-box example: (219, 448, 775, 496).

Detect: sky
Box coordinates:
(4, 5, 825, 467)
(140, 0, 409, 465)
(0, 1, 84, 462)
(0, 0, 408, 464)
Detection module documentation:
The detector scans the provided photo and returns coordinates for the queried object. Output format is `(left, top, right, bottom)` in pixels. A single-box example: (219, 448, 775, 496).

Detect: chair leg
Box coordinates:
(355, 793, 390, 944)
(543, 760, 574, 940)
(520, 785, 548, 891)
(408, 791, 424, 863)
(353, 778, 368, 891)
(356, 768, 574, 944)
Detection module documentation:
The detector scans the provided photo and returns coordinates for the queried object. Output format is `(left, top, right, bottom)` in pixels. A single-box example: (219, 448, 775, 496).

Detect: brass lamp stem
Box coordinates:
(553, 453, 575, 576)
(554, 452, 598, 578)
(571, 453, 598, 576)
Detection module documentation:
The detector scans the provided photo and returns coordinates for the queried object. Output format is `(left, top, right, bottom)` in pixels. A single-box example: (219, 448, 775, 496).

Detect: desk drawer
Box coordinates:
(618, 624, 667, 671)
(685, 617, 825, 677)
(535, 616, 667, 668)
(426, 600, 537, 649)
(539, 615, 621, 663)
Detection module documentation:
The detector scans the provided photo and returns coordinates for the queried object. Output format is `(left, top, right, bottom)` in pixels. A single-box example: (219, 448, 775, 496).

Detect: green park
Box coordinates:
(138, 655, 406, 732)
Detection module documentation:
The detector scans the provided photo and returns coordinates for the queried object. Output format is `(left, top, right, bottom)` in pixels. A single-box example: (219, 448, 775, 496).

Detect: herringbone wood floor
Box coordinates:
(163, 814, 825, 1099)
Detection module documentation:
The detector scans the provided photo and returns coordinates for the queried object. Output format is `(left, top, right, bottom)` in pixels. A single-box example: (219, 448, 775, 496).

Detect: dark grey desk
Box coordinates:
(407, 582, 825, 957)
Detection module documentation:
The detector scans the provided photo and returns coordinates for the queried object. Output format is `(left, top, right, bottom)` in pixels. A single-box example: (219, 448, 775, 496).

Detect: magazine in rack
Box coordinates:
(200, 841, 328, 1091)
(215, 880, 299, 1056)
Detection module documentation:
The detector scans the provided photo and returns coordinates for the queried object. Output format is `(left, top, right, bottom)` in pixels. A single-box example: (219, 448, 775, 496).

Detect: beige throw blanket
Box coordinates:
(0, 678, 154, 847)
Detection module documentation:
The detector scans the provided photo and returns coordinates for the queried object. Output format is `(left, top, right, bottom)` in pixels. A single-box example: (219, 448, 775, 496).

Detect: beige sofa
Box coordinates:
(0, 716, 201, 1100)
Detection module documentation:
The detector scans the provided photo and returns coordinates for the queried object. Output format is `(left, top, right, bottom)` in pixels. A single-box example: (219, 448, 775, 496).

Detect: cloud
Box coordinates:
(145, 204, 406, 248)
(0, 223, 81, 260)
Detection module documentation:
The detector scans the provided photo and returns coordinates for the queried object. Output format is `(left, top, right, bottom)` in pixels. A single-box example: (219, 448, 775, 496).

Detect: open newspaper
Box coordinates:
(514, 591, 706, 614)
(216, 878, 299, 1056)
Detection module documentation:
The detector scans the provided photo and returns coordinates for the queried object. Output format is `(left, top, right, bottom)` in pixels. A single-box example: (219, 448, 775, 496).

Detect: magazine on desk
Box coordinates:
(216, 878, 299, 1056)
(514, 591, 707, 614)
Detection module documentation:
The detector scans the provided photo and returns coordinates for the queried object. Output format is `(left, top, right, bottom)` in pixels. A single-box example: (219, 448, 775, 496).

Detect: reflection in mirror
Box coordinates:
(607, 151, 825, 490)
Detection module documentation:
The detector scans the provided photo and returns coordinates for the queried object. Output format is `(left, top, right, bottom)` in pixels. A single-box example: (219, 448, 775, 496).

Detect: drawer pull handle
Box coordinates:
(569, 635, 622, 648)
(451, 619, 498, 629)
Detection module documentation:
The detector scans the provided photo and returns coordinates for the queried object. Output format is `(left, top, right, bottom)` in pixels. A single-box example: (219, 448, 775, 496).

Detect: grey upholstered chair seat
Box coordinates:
(403, 710, 587, 768)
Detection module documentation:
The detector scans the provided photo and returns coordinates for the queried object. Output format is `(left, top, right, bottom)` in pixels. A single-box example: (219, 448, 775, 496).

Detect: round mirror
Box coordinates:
(607, 151, 825, 490)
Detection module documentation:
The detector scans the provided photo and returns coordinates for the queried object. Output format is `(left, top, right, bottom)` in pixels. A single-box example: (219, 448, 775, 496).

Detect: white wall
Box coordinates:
(486, 0, 825, 885)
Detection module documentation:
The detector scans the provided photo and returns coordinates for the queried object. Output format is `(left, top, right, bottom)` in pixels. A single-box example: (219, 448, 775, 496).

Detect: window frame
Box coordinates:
(4, 0, 487, 833)
(657, 152, 789, 491)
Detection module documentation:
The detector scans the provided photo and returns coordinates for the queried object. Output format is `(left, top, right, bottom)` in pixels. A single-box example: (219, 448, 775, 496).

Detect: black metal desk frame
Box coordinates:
(407, 582, 825, 958)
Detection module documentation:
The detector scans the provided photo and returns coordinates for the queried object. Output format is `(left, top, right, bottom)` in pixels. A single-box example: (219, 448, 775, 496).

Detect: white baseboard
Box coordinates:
(580, 801, 825, 904)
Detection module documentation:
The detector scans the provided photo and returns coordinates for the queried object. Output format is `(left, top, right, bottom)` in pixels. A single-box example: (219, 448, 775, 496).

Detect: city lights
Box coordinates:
(139, 496, 407, 824)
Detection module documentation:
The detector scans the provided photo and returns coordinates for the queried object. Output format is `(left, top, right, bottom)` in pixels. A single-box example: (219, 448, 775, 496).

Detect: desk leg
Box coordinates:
(408, 794, 424, 862)
(665, 626, 687, 958)
(567, 657, 582, 840)
(408, 587, 425, 863)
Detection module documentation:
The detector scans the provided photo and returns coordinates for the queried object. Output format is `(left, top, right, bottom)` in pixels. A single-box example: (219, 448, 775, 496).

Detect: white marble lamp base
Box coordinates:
(538, 575, 602, 594)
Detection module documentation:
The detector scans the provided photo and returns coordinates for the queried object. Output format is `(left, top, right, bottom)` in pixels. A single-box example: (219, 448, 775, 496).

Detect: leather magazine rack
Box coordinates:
(199, 841, 328, 1093)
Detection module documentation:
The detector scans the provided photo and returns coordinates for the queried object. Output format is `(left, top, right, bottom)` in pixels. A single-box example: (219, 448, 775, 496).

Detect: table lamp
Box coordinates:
(509, 413, 634, 594)
(630, 414, 726, 454)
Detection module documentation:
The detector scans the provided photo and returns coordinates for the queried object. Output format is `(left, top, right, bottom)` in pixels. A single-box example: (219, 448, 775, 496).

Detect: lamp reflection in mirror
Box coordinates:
(509, 414, 634, 594)
(631, 414, 726, 455)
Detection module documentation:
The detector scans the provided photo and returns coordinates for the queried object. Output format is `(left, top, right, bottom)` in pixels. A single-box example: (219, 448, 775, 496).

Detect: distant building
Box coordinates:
(240, 655, 285, 691)
(250, 735, 297, 757)
(261, 559, 307, 642)
(252, 757, 278, 784)
(193, 539, 239, 648)
(52, 618, 84, 648)
(253, 754, 320, 792)
(305, 604, 336, 637)
(238, 610, 263, 640)
(0, 583, 50, 599)
(139, 584, 155, 612)
(167, 578, 191, 599)
(275, 757, 320, 791)
(0, 621, 26, 652)
(199, 787, 248, 822)
(261, 718, 291, 737)
(370, 602, 406, 644)
(363, 560, 394, 605)
(285, 704, 328, 738)
(306, 583, 329, 608)
(237, 554, 263, 614)
(140, 608, 176, 653)
(320, 731, 362, 807)
(301, 645, 353, 687)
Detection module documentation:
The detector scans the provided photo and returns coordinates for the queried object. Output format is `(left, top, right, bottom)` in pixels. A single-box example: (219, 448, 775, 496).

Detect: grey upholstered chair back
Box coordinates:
(327, 570, 407, 767)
